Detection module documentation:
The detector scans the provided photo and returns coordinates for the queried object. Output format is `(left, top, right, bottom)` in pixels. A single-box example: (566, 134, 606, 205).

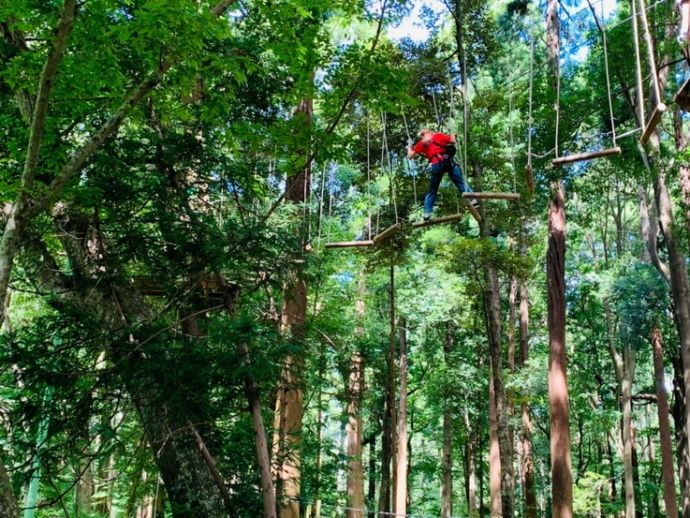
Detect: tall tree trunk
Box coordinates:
(653, 163, 690, 500)
(239, 341, 277, 518)
(441, 324, 454, 518)
(394, 319, 408, 517)
(274, 96, 312, 518)
(546, 181, 573, 518)
(464, 408, 478, 517)
(621, 345, 636, 518)
(673, 365, 690, 518)
(476, 159, 514, 517)
(545, 8, 572, 509)
(378, 264, 396, 516)
(604, 297, 636, 518)
(651, 328, 679, 518)
(507, 275, 517, 457)
(346, 275, 366, 518)
(368, 438, 376, 518)
(489, 366, 502, 518)
(518, 277, 537, 518)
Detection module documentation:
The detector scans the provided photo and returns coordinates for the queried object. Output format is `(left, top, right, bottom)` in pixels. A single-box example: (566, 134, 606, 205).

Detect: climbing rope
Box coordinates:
(401, 109, 418, 206)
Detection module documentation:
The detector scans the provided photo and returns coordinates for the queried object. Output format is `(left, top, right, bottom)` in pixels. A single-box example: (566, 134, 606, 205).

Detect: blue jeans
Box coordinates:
(423, 159, 473, 215)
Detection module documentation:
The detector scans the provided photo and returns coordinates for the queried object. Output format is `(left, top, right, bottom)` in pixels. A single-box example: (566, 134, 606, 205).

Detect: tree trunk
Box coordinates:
(464, 408, 478, 517)
(394, 319, 408, 517)
(653, 164, 690, 501)
(489, 367, 502, 518)
(346, 275, 366, 518)
(546, 181, 573, 518)
(476, 159, 514, 517)
(441, 324, 454, 518)
(274, 96, 313, 518)
(368, 439, 376, 518)
(518, 278, 538, 518)
(378, 264, 396, 516)
(621, 345, 636, 518)
(238, 342, 277, 518)
(651, 328, 679, 518)
(129, 393, 229, 517)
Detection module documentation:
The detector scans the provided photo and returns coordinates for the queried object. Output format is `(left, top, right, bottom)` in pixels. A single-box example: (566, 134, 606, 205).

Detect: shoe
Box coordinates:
(423, 213, 431, 221)
(469, 200, 480, 211)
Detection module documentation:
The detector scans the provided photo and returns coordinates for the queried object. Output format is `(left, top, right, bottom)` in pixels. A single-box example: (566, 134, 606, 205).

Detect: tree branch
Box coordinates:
(22, 0, 78, 193)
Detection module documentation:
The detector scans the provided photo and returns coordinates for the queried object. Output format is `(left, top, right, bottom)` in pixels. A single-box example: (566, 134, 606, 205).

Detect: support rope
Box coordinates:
(632, 0, 646, 124)
(586, 0, 617, 146)
(401, 109, 418, 206)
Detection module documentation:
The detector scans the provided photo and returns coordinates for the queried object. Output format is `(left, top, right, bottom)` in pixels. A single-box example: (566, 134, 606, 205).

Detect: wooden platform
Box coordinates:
(640, 103, 666, 145)
(463, 192, 520, 201)
(412, 214, 464, 228)
(324, 240, 374, 249)
(552, 147, 621, 166)
(675, 77, 690, 111)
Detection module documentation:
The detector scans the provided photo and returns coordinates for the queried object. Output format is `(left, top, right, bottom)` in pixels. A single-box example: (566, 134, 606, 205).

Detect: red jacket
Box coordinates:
(413, 133, 453, 164)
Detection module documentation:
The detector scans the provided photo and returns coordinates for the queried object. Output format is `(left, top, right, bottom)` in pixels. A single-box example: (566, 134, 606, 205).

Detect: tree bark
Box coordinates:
(489, 366, 502, 518)
(378, 264, 396, 516)
(394, 319, 408, 517)
(368, 438, 376, 518)
(463, 408, 478, 517)
(651, 328, 679, 518)
(621, 345, 636, 518)
(546, 181, 573, 518)
(441, 324, 454, 518)
(518, 277, 537, 518)
(346, 275, 366, 518)
(273, 96, 313, 518)
(475, 159, 514, 517)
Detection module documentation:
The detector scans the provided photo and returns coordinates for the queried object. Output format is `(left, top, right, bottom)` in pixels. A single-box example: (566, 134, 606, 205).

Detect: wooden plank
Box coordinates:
(463, 192, 521, 201)
(675, 77, 690, 111)
(552, 146, 621, 166)
(412, 214, 464, 228)
(373, 223, 402, 245)
(640, 103, 667, 145)
(324, 240, 374, 249)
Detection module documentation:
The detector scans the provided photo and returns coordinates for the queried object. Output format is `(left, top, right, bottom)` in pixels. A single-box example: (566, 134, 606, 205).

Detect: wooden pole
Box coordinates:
(640, 103, 667, 145)
(411, 214, 464, 228)
(324, 240, 375, 249)
(551, 147, 621, 166)
(463, 192, 521, 201)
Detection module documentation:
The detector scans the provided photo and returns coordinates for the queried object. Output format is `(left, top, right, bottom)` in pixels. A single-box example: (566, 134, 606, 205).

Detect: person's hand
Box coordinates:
(407, 138, 414, 147)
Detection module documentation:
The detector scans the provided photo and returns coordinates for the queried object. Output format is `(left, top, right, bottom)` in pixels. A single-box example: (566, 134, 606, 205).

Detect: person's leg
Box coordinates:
(423, 162, 444, 217)
(448, 161, 473, 193)
(449, 161, 479, 210)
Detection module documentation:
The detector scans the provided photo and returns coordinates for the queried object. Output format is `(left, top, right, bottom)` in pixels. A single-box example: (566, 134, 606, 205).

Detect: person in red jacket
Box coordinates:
(407, 129, 477, 220)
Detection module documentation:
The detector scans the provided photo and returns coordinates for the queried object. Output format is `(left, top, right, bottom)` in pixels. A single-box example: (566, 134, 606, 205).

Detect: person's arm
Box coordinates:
(408, 139, 423, 159)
